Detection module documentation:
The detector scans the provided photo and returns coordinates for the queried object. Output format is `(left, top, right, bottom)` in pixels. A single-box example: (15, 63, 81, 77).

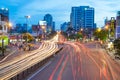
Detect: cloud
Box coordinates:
(7, 0, 120, 29)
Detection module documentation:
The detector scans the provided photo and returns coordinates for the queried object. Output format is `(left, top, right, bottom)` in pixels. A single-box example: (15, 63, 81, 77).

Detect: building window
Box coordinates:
(4, 25, 6, 30)
(0, 25, 2, 30)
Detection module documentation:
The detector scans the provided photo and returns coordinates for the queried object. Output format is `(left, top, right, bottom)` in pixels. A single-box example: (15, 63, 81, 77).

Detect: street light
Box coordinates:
(6, 22, 12, 34)
(105, 24, 110, 39)
(97, 28, 101, 32)
(25, 15, 30, 42)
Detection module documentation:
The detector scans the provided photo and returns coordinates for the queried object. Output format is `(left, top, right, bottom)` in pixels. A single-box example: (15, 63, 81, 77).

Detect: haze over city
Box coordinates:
(0, 0, 120, 29)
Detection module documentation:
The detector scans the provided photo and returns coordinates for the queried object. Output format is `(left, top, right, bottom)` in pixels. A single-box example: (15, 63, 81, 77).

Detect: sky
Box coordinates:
(0, 0, 120, 30)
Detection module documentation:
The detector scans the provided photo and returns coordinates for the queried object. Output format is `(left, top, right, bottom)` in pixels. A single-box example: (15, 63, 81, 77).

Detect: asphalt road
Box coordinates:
(28, 41, 120, 80)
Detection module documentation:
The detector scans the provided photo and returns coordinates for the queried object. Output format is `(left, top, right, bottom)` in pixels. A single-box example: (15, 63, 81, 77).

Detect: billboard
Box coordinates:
(39, 21, 47, 26)
(0, 35, 9, 47)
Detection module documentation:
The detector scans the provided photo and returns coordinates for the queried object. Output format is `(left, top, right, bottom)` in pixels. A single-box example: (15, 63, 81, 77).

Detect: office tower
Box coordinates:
(61, 22, 69, 32)
(71, 6, 94, 33)
(0, 8, 9, 34)
(116, 11, 120, 38)
(44, 14, 55, 33)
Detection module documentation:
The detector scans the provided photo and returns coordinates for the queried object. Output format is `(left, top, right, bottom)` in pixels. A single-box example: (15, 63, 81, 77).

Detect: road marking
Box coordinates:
(49, 52, 65, 80)
(57, 55, 69, 80)
(27, 61, 52, 80)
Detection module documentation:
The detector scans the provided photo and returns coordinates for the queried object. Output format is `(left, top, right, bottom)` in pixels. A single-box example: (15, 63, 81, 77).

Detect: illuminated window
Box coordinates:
(4, 25, 6, 30)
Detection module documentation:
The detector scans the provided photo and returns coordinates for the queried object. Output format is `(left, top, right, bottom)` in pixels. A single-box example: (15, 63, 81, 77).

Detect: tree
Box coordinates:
(75, 33, 83, 41)
(93, 29, 108, 42)
(22, 33, 34, 42)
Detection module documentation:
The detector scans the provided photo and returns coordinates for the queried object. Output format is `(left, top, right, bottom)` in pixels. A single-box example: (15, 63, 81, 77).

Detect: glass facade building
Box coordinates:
(71, 6, 94, 32)
(44, 14, 55, 33)
(116, 11, 120, 38)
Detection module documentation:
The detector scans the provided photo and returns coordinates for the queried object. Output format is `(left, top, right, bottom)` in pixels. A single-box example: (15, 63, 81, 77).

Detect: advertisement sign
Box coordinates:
(0, 36, 9, 47)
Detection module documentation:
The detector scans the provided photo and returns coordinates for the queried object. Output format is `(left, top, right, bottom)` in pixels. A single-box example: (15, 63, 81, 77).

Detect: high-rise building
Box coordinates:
(71, 6, 94, 33)
(0, 8, 9, 34)
(61, 22, 68, 32)
(15, 23, 28, 33)
(44, 14, 55, 33)
(116, 11, 120, 39)
(52, 21, 55, 31)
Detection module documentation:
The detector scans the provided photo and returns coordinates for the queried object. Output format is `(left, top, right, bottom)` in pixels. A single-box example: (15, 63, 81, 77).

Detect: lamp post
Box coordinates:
(105, 25, 110, 40)
(25, 15, 30, 42)
(8, 22, 12, 33)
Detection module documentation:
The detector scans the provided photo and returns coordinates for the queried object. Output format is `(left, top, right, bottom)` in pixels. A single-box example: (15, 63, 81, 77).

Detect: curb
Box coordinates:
(106, 50, 120, 64)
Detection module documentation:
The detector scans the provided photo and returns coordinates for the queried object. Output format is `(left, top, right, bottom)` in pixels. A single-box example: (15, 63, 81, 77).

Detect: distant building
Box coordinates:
(52, 21, 55, 31)
(61, 22, 70, 32)
(44, 14, 55, 33)
(15, 23, 29, 33)
(38, 20, 47, 33)
(116, 11, 120, 39)
(70, 6, 95, 33)
(0, 8, 9, 34)
(104, 17, 116, 38)
(32, 25, 42, 37)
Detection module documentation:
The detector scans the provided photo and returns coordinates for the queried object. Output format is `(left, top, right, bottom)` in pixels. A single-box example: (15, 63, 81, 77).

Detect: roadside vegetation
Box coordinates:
(114, 38, 120, 56)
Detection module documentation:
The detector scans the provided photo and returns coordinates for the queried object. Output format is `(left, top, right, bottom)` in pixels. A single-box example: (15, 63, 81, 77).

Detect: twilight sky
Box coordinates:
(0, 0, 120, 30)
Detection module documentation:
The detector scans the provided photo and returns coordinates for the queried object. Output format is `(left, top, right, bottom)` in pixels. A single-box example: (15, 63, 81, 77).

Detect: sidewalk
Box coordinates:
(0, 42, 41, 63)
(106, 49, 120, 64)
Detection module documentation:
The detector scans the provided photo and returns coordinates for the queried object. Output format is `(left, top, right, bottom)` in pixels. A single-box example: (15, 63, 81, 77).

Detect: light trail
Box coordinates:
(0, 35, 59, 80)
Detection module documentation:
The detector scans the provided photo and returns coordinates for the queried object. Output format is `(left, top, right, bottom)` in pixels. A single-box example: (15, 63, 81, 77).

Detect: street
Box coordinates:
(28, 41, 120, 80)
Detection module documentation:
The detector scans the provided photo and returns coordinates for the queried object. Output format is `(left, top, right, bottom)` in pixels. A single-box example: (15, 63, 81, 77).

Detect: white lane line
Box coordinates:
(27, 61, 52, 80)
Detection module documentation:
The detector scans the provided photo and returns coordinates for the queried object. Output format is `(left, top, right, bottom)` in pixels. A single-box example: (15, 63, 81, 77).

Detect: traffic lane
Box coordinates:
(103, 51, 120, 80)
(29, 42, 101, 80)
(28, 41, 120, 80)
(67, 42, 100, 80)
(76, 42, 120, 80)
(28, 45, 73, 80)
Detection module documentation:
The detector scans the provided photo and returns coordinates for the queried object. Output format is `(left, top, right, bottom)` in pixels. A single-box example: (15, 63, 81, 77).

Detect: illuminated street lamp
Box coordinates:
(25, 15, 31, 42)
(80, 28, 83, 32)
(8, 22, 12, 27)
(7, 22, 12, 34)
(105, 24, 110, 39)
(97, 28, 101, 32)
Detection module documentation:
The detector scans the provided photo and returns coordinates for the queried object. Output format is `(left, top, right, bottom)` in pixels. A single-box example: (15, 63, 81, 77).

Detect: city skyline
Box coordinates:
(0, 0, 120, 29)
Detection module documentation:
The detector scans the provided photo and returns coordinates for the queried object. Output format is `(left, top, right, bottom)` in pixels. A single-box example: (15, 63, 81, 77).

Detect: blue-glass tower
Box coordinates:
(71, 6, 94, 32)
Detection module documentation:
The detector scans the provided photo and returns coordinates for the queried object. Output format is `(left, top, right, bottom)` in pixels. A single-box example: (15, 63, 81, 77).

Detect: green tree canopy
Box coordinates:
(22, 33, 34, 42)
(93, 29, 108, 41)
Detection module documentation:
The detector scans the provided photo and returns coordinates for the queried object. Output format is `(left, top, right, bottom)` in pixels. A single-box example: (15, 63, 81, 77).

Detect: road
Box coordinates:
(28, 41, 120, 80)
(0, 35, 59, 80)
